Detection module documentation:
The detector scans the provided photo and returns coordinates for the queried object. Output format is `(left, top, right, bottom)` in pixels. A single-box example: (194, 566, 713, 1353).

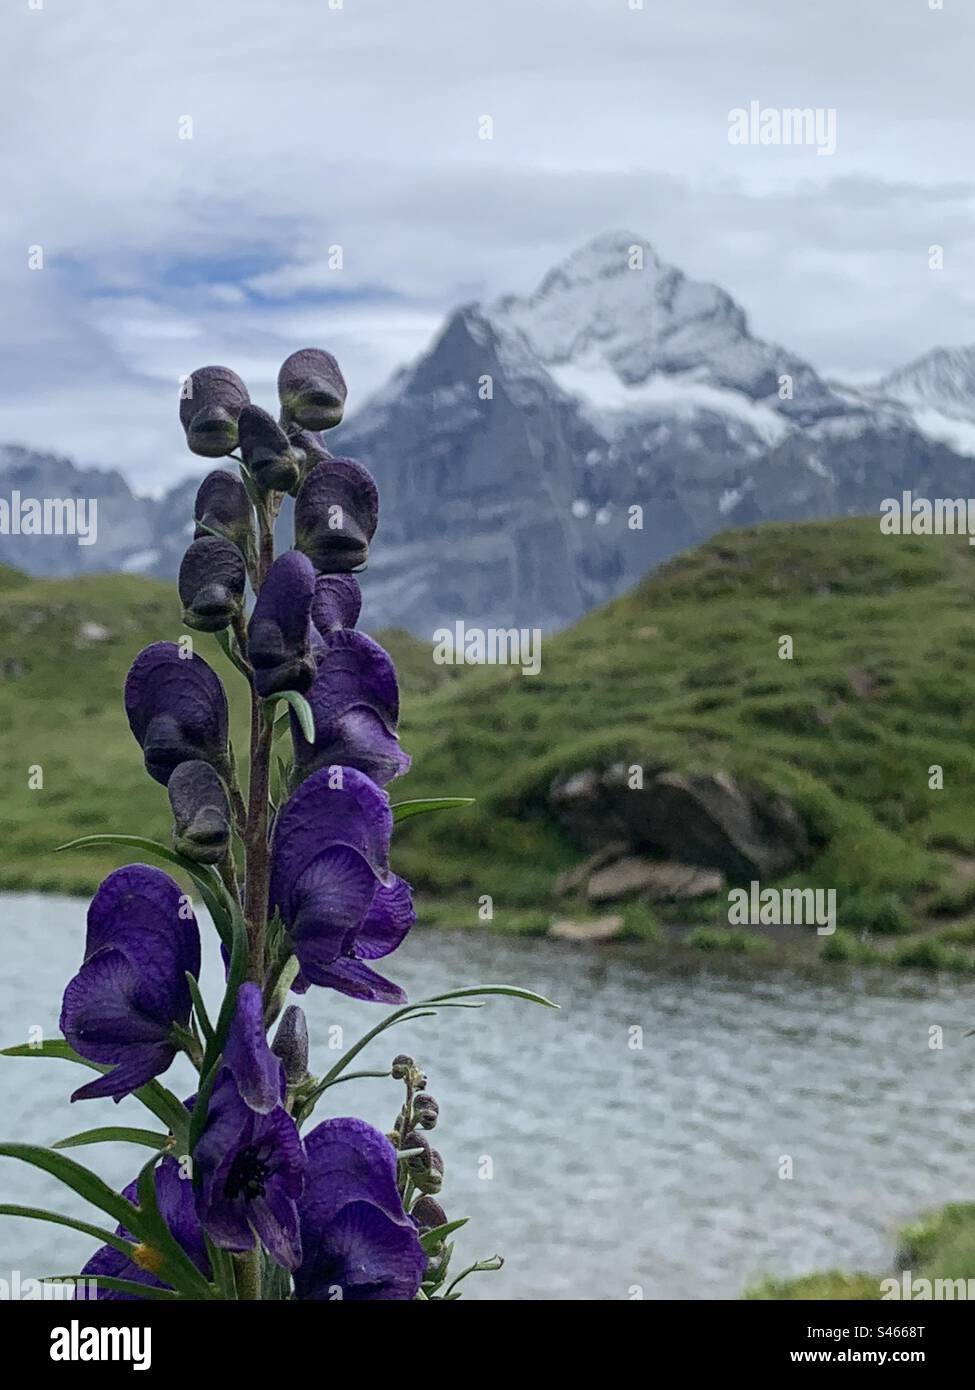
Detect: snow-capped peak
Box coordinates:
(878, 344, 975, 421)
(488, 230, 829, 410)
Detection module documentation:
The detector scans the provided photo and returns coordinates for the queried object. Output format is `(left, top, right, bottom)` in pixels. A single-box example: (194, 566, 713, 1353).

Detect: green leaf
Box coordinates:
(391, 797, 474, 825)
(54, 834, 235, 948)
(0, 1204, 136, 1260)
(134, 1156, 214, 1300)
(420, 1218, 469, 1252)
(187, 1053, 223, 1157)
(0, 1143, 144, 1235)
(213, 626, 251, 680)
(425, 985, 559, 1009)
(186, 973, 215, 1046)
(54, 1127, 170, 1153)
(1, 1041, 190, 1142)
(45, 1274, 184, 1301)
(267, 689, 315, 744)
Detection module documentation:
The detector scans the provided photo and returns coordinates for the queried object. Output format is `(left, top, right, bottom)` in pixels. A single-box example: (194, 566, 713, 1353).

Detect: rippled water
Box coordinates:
(1, 892, 973, 1300)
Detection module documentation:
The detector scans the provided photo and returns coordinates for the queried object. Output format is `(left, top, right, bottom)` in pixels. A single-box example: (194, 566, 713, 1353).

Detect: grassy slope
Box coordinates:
(4, 519, 975, 967)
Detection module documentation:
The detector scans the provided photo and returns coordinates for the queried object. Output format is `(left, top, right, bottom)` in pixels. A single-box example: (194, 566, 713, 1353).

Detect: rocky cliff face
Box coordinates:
(3, 232, 973, 634)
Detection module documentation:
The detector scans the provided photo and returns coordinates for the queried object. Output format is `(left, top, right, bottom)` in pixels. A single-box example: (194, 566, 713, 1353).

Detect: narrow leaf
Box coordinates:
(54, 1127, 170, 1152)
(186, 973, 215, 1046)
(420, 1217, 469, 1252)
(46, 1274, 183, 1301)
(391, 797, 474, 825)
(0, 1143, 144, 1237)
(268, 690, 315, 744)
(0, 1203, 135, 1260)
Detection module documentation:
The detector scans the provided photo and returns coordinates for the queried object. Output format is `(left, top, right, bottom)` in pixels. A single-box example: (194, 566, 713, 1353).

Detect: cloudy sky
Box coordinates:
(2, 0, 972, 490)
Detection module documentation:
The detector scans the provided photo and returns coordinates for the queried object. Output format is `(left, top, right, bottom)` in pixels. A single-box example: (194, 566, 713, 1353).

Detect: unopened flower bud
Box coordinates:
(411, 1195, 447, 1234)
(413, 1093, 439, 1130)
(168, 760, 230, 864)
(238, 404, 301, 493)
(194, 469, 253, 550)
(294, 458, 378, 573)
(391, 1054, 413, 1080)
(411, 1148, 444, 1195)
(278, 348, 347, 432)
(271, 1005, 309, 1083)
(248, 551, 317, 698)
(180, 366, 250, 457)
(178, 536, 246, 633)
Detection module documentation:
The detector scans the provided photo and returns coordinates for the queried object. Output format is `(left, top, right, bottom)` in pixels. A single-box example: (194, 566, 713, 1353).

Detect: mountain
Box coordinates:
(3, 232, 975, 633)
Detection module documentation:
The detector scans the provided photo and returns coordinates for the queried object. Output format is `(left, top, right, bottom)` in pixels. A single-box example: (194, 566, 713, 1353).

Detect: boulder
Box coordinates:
(549, 765, 809, 882)
(548, 914, 624, 943)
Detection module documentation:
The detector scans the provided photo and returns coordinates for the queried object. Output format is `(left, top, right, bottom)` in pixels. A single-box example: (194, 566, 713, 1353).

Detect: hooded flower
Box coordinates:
(194, 468, 253, 550)
(77, 1158, 209, 1300)
(270, 766, 415, 1002)
(293, 1118, 426, 1301)
(247, 550, 317, 698)
(311, 573, 361, 636)
(167, 759, 231, 864)
(193, 984, 305, 1270)
(271, 1005, 309, 1084)
(179, 365, 250, 458)
(238, 404, 301, 493)
(294, 629, 410, 788)
(60, 865, 200, 1102)
(124, 642, 229, 786)
(289, 428, 332, 489)
(278, 348, 347, 432)
(177, 536, 246, 633)
(294, 458, 378, 573)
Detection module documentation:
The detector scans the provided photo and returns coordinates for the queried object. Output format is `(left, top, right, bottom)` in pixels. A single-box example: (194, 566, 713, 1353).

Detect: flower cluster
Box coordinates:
(0, 346, 545, 1301)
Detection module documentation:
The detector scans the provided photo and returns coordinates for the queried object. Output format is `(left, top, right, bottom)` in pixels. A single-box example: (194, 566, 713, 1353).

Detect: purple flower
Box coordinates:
(124, 642, 229, 786)
(247, 551, 317, 698)
(294, 630, 410, 788)
(60, 865, 200, 1102)
(177, 536, 246, 633)
(238, 404, 301, 493)
(194, 468, 253, 550)
(293, 1118, 426, 1301)
(77, 1159, 208, 1300)
(311, 573, 361, 637)
(193, 985, 305, 1270)
(270, 766, 415, 1002)
(278, 348, 347, 432)
(179, 366, 250, 458)
(167, 759, 230, 864)
(294, 458, 378, 573)
(289, 428, 333, 489)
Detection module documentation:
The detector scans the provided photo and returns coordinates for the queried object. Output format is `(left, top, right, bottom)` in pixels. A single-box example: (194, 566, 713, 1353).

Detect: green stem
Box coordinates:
(233, 1249, 261, 1301)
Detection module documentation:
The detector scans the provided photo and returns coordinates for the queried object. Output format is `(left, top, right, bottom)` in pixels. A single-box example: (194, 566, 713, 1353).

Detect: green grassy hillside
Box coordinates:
(4, 519, 975, 968)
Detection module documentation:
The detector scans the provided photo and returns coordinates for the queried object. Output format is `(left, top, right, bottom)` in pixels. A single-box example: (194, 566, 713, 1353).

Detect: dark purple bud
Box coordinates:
(167, 759, 230, 864)
(311, 573, 361, 635)
(295, 630, 409, 788)
(179, 366, 250, 458)
(60, 865, 201, 1101)
(238, 404, 301, 493)
(289, 427, 333, 484)
(124, 641, 229, 786)
(391, 1055, 414, 1080)
(278, 348, 347, 432)
(271, 1005, 310, 1083)
(294, 458, 378, 573)
(248, 551, 317, 698)
(177, 537, 246, 633)
(411, 1195, 447, 1234)
(413, 1094, 439, 1130)
(194, 469, 253, 550)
